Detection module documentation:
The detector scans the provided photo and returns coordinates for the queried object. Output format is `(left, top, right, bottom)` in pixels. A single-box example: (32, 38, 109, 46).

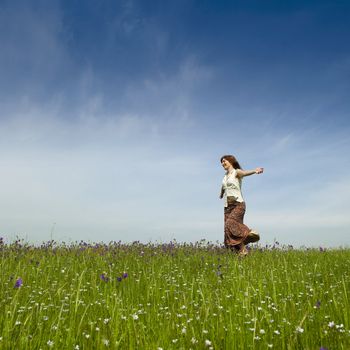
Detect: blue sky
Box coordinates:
(1, 0, 349, 246)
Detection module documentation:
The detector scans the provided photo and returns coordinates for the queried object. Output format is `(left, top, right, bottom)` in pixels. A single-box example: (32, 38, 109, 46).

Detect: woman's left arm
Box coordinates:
(236, 167, 264, 178)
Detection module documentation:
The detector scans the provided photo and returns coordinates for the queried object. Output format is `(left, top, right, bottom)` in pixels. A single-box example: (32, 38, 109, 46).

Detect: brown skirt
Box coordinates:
(224, 201, 251, 250)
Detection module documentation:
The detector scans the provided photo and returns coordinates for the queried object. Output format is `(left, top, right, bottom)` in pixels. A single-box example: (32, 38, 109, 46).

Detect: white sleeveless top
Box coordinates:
(222, 168, 244, 207)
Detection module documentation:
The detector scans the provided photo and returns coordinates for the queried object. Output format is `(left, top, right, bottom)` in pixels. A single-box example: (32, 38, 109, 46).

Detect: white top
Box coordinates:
(222, 168, 244, 207)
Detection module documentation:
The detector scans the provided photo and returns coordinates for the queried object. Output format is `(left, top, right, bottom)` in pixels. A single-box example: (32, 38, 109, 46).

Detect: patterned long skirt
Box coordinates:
(224, 201, 251, 251)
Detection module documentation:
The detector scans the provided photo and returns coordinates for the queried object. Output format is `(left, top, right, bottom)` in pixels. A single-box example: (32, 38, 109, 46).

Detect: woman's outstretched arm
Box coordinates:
(236, 167, 264, 178)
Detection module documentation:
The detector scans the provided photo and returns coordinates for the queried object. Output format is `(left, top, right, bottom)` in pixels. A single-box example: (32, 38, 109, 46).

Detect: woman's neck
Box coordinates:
(226, 166, 234, 174)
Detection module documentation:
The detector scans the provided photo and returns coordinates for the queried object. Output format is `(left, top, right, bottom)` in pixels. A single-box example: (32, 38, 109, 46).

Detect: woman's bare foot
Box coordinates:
(244, 230, 260, 244)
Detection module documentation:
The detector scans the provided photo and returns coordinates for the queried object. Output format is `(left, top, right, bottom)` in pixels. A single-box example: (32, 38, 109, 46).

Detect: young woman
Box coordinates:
(220, 155, 264, 256)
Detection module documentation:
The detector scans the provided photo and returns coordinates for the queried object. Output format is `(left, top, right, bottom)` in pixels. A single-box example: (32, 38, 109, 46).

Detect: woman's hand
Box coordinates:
(255, 167, 264, 174)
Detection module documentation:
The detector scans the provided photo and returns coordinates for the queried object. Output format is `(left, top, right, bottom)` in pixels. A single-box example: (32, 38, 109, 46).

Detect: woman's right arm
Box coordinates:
(219, 186, 224, 199)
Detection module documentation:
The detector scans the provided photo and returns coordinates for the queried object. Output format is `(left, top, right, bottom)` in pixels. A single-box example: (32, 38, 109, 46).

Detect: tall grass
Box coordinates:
(0, 239, 349, 349)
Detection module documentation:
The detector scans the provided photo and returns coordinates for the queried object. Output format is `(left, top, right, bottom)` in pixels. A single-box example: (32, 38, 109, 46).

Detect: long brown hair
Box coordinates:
(220, 155, 242, 169)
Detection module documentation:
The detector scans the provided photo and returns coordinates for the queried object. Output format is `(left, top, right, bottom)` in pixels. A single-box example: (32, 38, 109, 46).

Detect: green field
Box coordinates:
(0, 239, 349, 349)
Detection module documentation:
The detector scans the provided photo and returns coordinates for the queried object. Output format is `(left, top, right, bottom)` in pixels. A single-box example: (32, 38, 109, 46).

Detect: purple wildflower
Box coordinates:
(315, 300, 321, 308)
(14, 278, 23, 288)
(117, 276, 122, 282)
(122, 273, 128, 279)
(320, 347, 328, 350)
(216, 270, 223, 279)
(100, 273, 109, 282)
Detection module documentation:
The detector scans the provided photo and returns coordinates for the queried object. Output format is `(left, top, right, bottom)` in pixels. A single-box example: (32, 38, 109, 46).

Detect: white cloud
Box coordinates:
(0, 107, 211, 243)
(1, 96, 349, 247)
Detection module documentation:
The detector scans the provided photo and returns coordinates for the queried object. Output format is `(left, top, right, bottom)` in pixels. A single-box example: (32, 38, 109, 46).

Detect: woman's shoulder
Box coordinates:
(235, 168, 243, 177)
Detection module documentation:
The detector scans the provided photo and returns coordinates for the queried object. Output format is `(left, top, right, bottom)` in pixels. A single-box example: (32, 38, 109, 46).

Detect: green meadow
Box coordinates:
(0, 240, 349, 349)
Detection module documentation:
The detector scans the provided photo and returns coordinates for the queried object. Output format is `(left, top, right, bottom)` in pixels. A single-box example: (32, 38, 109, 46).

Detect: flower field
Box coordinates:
(0, 238, 349, 349)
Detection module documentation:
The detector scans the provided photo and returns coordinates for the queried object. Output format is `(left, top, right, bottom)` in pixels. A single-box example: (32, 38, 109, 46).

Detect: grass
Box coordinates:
(0, 239, 349, 349)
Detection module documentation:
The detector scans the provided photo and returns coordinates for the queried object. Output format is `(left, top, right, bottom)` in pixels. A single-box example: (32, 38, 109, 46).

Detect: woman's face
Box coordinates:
(221, 158, 232, 171)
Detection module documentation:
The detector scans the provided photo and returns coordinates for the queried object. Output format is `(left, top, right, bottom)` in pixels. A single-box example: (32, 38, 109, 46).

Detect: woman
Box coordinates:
(220, 155, 263, 256)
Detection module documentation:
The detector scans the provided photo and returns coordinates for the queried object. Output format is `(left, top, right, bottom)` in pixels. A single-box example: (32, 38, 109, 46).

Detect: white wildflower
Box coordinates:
(191, 337, 198, 344)
(181, 327, 187, 334)
(268, 344, 273, 348)
(172, 339, 178, 343)
(202, 329, 208, 334)
(296, 326, 304, 333)
(74, 346, 80, 350)
(328, 321, 335, 328)
(103, 318, 110, 324)
(95, 327, 100, 332)
(47, 340, 54, 347)
(205, 339, 212, 347)
(259, 329, 265, 334)
(274, 330, 280, 335)
(102, 339, 109, 346)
